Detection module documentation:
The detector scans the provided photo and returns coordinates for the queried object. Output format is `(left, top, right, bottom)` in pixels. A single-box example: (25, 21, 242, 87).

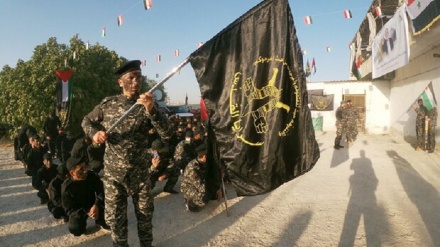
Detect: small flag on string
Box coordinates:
(73, 51, 77, 60)
(155, 55, 161, 62)
(302, 49, 307, 55)
(304, 16, 312, 25)
(174, 49, 180, 57)
(141, 60, 146, 66)
(311, 58, 316, 74)
(343, 10, 352, 19)
(305, 59, 311, 77)
(85, 40, 89, 50)
(64, 57, 67, 67)
(155, 73, 159, 78)
(102, 27, 106, 37)
(197, 42, 203, 48)
(349, 43, 355, 50)
(144, 0, 152, 10)
(326, 46, 331, 52)
(117, 15, 123, 26)
(374, 6, 382, 17)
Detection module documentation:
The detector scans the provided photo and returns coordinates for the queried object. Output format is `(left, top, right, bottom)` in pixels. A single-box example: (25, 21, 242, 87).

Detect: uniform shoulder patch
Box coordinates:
(100, 95, 118, 105)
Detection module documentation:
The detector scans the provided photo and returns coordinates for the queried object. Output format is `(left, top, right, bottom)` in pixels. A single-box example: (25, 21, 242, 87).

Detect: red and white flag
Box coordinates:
(343, 10, 352, 19)
(311, 58, 316, 74)
(102, 27, 106, 37)
(406, 0, 439, 34)
(144, 0, 152, 10)
(141, 60, 146, 66)
(304, 16, 312, 25)
(374, 6, 382, 17)
(174, 49, 180, 57)
(155, 55, 161, 62)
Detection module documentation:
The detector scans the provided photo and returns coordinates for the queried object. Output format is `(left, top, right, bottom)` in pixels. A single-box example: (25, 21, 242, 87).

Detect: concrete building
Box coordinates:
(307, 0, 440, 150)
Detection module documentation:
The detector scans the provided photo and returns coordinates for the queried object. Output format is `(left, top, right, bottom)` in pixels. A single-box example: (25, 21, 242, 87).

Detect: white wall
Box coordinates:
(390, 45, 440, 139)
(306, 81, 390, 134)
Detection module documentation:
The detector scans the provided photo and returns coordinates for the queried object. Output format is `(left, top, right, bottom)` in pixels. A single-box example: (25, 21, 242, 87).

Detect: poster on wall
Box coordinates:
(310, 94, 334, 111)
(372, 5, 410, 79)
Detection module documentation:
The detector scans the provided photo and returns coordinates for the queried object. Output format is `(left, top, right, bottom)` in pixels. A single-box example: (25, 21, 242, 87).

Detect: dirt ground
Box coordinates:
(0, 132, 439, 247)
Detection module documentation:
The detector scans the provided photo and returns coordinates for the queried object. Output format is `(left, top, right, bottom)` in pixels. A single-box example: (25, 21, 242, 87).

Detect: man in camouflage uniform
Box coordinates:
(334, 101, 346, 150)
(82, 60, 171, 247)
(413, 99, 428, 151)
(344, 100, 359, 147)
(180, 143, 222, 212)
(174, 131, 197, 173)
(427, 107, 437, 153)
(149, 139, 180, 194)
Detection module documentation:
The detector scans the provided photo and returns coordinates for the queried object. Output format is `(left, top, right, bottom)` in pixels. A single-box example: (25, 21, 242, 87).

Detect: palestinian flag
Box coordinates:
(352, 56, 362, 79)
(406, 0, 440, 35)
(421, 82, 437, 110)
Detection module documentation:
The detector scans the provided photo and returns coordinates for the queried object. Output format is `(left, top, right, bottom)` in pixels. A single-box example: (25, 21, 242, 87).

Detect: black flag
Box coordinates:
(189, 0, 320, 196)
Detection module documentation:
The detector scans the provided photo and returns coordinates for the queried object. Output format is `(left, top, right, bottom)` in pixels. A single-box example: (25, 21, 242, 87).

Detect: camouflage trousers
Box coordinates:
(104, 177, 154, 247)
(416, 123, 425, 149)
(334, 121, 345, 146)
(427, 128, 436, 152)
(345, 122, 358, 143)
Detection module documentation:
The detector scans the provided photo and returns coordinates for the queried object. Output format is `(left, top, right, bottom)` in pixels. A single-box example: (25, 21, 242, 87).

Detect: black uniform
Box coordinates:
(14, 125, 37, 161)
(25, 147, 47, 185)
(43, 114, 61, 155)
(48, 174, 68, 221)
(61, 171, 105, 236)
(34, 164, 58, 201)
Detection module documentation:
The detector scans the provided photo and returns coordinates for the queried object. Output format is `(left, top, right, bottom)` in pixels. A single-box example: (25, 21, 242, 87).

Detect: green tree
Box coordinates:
(0, 35, 123, 137)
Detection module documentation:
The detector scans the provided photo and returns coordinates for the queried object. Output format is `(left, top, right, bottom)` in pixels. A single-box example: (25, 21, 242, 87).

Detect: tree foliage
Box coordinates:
(0, 35, 165, 138)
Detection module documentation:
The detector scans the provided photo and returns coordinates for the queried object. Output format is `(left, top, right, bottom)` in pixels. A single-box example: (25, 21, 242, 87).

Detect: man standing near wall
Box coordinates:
(427, 107, 437, 153)
(334, 101, 346, 150)
(413, 99, 428, 151)
(344, 100, 360, 147)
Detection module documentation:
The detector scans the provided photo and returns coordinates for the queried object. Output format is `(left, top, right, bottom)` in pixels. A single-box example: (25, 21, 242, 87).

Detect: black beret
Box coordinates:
(193, 129, 203, 136)
(66, 156, 85, 171)
(57, 163, 69, 176)
(31, 134, 40, 141)
(43, 153, 52, 160)
(116, 60, 142, 76)
(185, 131, 194, 138)
(151, 139, 165, 151)
(195, 143, 207, 155)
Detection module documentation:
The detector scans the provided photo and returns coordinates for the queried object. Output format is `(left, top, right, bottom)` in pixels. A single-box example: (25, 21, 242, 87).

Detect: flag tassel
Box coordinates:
(106, 58, 190, 133)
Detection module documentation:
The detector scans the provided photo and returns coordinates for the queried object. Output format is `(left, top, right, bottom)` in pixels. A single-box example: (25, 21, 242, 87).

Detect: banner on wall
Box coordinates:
(372, 5, 410, 79)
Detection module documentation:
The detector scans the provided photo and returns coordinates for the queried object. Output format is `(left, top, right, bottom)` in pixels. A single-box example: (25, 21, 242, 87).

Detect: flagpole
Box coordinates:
(106, 57, 189, 134)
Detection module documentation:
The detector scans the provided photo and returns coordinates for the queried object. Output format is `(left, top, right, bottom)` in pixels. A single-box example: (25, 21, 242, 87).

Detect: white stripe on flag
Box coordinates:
(421, 84, 437, 110)
(62, 80, 69, 102)
(406, 0, 433, 18)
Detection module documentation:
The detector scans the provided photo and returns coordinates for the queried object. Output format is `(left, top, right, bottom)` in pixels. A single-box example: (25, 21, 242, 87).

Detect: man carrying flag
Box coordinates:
(188, 0, 319, 196)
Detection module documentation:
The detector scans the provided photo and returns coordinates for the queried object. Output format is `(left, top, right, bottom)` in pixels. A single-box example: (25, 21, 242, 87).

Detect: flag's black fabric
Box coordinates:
(307, 89, 324, 103)
(188, 0, 320, 196)
(310, 94, 334, 111)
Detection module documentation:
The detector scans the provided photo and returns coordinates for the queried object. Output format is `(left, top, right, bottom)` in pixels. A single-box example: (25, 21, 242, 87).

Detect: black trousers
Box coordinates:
(68, 206, 105, 236)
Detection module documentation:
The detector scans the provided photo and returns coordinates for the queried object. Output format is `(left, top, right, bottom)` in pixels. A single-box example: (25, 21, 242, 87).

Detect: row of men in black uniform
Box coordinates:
(13, 115, 218, 233)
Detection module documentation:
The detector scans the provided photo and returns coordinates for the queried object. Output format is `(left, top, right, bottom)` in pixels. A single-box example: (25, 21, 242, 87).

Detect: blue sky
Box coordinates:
(0, 0, 372, 104)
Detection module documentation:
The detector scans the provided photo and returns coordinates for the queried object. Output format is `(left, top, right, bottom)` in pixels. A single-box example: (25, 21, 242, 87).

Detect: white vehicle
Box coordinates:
(167, 105, 194, 118)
